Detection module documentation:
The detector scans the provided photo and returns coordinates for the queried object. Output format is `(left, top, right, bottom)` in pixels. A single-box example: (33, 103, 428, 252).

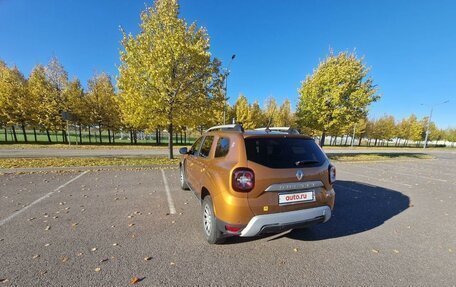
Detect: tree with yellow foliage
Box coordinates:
(118, 0, 223, 158)
(296, 51, 379, 146)
(0, 61, 31, 142)
(86, 73, 120, 143)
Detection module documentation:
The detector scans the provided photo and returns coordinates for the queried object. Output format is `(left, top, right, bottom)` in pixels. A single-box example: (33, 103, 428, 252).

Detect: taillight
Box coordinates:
(232, 168, 255, 192)
(329, 165, 336, 184)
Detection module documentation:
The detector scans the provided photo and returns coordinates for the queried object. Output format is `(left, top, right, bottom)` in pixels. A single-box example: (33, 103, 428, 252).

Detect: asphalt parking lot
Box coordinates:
(0, 152, 455, 286)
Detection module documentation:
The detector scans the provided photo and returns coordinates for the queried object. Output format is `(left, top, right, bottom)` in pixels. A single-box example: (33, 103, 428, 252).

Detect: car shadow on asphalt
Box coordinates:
(285, 180, 410, 241)
(224, 180, 410, 244)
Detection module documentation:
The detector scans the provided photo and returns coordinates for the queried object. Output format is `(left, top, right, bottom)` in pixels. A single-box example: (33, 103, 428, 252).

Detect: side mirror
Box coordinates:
(179, 147, 189, 155)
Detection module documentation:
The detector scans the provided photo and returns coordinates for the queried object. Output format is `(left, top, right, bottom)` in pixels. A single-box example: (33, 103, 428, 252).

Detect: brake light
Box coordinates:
(232, 168, 255, 192)
(329, 165, 336, 184)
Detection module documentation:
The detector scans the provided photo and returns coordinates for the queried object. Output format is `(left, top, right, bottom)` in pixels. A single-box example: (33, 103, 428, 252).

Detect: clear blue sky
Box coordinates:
(0, 0, 454, 128)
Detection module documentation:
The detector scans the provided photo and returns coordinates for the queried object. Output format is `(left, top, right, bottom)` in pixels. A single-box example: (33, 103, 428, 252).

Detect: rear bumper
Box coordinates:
(240, 206, 331, 237)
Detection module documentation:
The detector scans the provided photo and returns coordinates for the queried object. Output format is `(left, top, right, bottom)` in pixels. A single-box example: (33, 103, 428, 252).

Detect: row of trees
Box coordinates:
(0, 58, 120, 144)
(229, 93, 456, 146)
(1, 54, 454, 149)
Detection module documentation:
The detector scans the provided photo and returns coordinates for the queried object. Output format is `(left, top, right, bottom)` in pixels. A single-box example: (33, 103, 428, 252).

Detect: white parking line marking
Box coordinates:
(161, 169, 176, 215)
(0, 170, 89, 227)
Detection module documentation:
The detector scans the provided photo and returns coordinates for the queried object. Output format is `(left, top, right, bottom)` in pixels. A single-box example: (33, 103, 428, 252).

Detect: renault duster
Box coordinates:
(179, 124, 336, 244)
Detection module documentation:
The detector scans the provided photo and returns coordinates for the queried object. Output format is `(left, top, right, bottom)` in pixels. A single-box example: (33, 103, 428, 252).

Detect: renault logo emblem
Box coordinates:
(296, 170, 304, 181)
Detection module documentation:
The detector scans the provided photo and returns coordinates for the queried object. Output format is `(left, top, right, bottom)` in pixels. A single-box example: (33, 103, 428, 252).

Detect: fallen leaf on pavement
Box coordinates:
(72, 223, 78, 228)
(44, 243, 50, 247)
(94, 267, 101, 272)
(33, 254, 40, 259)
(77, 252, 84, 256)
(100, 258, 109, 263)
(91, 247, 97, 252)
(112, 243, 119, 246)
(170, 262, 175, 265)
(130, 277, 142, 285)
(449, 248, 453, 253)
(393, 249, 400, 254)
(144, 257, 152, 261)
(128, 223, 135, 227)
(371, 249, 379, 254)
(0, 278, 8, 283)
(45, 226, 51, 231)
(293, 248, 298, 252)
(61, 256, 69, 262)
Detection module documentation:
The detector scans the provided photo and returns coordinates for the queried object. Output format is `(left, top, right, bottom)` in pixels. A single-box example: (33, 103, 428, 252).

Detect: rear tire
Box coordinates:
(180, 164, 189, 190)
(202, 196, 224, 244)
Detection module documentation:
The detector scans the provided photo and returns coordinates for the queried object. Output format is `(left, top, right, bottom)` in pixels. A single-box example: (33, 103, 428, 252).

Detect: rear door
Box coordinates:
(185, 136, 203, 190)
(193, 135, 215, 192)
(244, 136, 330, 215)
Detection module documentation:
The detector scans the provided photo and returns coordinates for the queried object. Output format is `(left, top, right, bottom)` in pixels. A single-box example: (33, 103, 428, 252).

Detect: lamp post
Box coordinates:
(422, 100, 449, 149)
(223, 54, 236, 125)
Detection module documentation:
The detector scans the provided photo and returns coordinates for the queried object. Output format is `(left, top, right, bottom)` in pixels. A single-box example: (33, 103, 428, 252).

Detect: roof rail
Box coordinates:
(206, 124, 244, 133)
(254, 127, 300, 134)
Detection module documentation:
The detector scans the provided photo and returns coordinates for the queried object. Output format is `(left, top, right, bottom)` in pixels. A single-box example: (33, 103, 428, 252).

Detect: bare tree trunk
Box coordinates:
(12, 126, 18, 143)
(46, 129, 51, 143)
(134, 130, 137, 144)
(62, 130, 67, 143)
(320, 130, 326, 147)
(33, 128, 37, 142)
(98, 125, 102, 143)
(184, 130, 187, 145)
(344, 135, 349, 146)
(155, 129, 159, 145)
(4, 128, 7, 142)
(108, 129, 112, 144)
(112, 131, 115, 144)
(130, 130, 133, 144)
(168, 123, 174, 159)
(79, 126, 82, 144)
(88, 126, 92, 143)
(21, 123, 28, 143)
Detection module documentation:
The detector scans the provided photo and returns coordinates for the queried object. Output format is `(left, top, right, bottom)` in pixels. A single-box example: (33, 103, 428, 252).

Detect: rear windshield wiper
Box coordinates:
(295, 160, 320, 166)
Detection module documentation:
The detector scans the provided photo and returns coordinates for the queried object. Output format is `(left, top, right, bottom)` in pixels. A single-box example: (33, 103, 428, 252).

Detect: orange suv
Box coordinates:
(179, 125, 336, 244)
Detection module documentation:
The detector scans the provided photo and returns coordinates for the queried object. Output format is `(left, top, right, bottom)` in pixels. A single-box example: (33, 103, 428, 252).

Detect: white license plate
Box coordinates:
(278, 190, 315, 205)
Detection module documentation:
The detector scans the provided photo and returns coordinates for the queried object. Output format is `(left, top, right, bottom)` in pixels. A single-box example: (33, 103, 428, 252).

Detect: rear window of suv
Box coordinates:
(244, 137, 326, 168)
